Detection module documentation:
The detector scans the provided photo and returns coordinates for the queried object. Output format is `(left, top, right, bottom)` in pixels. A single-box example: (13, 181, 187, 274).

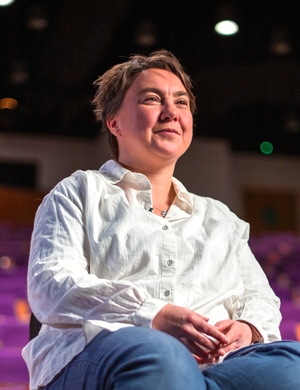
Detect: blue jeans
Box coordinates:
(43, 327, 300, 390)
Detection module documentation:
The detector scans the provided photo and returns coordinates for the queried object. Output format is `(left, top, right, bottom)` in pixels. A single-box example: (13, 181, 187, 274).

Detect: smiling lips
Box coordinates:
(155, 128, 180, 135)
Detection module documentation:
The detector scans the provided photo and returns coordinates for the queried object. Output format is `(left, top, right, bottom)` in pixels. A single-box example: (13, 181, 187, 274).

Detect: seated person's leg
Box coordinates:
(203, 340, 300, 390)
(43, 326, 207, 390)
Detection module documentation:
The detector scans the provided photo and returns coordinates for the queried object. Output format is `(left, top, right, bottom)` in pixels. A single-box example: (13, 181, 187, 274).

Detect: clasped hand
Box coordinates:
(152, 304, 252, 364)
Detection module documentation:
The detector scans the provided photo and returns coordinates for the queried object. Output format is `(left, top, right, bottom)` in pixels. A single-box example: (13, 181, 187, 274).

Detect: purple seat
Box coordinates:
(0, 264, 28, 278)
(248, 240, 273, 260)
(0, 222, 32, 240)
(0, 346, 29, 383)
(0, 277, 27, 298)
(269, 280, 292, 301)
(0, 294, 19, 317)
(280, 264, 300, 283)
(0, 240, 30, 265)
(0, 315, 29, 348)
(0, 316, 29, 382)
(280, 320, 300, 341)
(280, 301, 300, 321)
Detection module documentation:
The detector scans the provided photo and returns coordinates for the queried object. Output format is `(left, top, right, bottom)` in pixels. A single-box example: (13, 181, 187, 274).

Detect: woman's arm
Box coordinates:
(28, 176, 166, 329)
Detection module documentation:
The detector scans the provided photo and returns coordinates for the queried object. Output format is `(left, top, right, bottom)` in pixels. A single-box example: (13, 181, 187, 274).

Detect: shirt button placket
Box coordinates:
(160, 224, 175, 302)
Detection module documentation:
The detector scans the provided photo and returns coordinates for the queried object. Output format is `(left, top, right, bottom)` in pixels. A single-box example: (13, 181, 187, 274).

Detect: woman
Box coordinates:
(23, 50, 300, 389)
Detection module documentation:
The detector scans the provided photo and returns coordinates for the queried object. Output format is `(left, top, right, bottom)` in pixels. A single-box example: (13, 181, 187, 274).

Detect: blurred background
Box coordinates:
(0, 1, 300, 388)
(1, 0, 300, 230)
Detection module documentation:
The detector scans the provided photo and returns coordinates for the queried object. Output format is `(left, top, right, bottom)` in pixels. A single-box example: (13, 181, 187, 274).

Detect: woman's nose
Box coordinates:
(160, 103, 178, 121)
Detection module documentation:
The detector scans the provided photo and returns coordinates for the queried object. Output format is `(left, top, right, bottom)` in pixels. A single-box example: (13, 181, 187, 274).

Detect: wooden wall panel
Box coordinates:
(244, 188, 298, 235)
(0, 187, 46, 225)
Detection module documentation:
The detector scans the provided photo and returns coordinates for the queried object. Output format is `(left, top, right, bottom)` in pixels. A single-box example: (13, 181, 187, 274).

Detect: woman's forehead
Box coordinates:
(129, 68, 186, 91)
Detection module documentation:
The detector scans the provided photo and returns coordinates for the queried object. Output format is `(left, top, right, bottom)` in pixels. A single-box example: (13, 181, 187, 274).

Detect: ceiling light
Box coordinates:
(284, 112, 300, 133)
(215, 20, 239, 36)
(0, 98, 18, 110)
(26, 3, 48, 31)
(214, 3, 239, 36)
(0, 0, 15, 6)
(134, 21, 157, 47)
(10, 61, 30, 85)
(270, 28, 291, 56)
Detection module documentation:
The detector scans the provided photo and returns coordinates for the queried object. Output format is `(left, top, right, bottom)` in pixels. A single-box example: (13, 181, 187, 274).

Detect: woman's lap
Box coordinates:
(42, 327, 300, 390)
(43, 327, 205, 390)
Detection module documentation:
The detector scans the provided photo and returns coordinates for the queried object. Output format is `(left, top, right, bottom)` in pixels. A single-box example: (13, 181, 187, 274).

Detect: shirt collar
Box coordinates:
(171, 177, 193, 215)
(99, 159, 130, 184)
(99, 159, 193, 215)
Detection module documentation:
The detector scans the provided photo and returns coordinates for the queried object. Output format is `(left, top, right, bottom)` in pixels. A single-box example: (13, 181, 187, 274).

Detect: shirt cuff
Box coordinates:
(133, 298, 168, 328)
(237, 319, 264, 343)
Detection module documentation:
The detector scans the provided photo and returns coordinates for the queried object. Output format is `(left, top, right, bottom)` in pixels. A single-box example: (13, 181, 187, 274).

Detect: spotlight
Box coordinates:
(26, 3, 48, 31)
(270, 28, 291, 56)
(134, 21, 157, 47)
(0, 0, 15, 6)
(284, 112, 300, 134)
(214, 3, 239, 36)
(10, 61, 29, 85)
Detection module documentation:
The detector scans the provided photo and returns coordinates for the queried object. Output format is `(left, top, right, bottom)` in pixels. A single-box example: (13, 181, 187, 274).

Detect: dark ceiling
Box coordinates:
(1, 0, 300, 156)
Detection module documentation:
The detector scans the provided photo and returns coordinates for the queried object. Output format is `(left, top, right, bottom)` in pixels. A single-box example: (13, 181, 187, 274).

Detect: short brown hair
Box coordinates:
(92, 49, 196, 160)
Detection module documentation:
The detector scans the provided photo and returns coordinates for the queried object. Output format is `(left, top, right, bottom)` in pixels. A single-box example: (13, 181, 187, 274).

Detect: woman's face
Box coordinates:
(107, 68, 193, 171)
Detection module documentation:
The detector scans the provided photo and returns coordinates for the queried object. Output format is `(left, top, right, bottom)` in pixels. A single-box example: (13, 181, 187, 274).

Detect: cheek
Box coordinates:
(135, 110, 157, 128)
(182, 115, 193, 135)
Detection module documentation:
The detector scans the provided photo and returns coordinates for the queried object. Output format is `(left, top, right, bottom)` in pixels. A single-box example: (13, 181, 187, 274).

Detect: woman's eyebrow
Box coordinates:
(175, 91, 189, 98)
(138, 87, 163, 96)
(138, 87, 188, 97)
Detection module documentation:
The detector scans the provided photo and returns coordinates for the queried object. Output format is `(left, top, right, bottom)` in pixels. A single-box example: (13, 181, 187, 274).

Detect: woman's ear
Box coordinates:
(106, 117, 121, 137)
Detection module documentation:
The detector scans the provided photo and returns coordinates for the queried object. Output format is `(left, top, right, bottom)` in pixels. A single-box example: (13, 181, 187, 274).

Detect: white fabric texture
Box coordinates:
(22, 159, 281, 389)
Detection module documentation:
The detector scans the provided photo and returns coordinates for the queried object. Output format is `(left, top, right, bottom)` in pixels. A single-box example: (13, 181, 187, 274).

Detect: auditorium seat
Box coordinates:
(0, 315, 29, 384)
(0, 224, 31, 387)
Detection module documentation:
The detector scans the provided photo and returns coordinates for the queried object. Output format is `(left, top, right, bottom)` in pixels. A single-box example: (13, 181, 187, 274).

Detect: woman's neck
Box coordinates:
(119, 160, 176, 217)
(145, 171, 175, 217)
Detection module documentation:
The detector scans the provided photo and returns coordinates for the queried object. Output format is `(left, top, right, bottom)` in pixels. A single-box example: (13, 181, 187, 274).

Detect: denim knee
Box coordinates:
(43, 327, 205, 390)
(109, 327, 196, 369)
(103, 327, 205, 390)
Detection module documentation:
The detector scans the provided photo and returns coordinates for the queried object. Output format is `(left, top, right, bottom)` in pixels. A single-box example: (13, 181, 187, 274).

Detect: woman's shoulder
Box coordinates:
(190, 192, 241, 221)
(50, 169, 104, 195)
(38, 170, 105, 211)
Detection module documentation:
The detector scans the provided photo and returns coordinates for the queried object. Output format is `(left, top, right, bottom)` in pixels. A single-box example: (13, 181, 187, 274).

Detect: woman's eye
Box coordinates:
(177, 99, 188, 106)
(145, 96, 160, 102)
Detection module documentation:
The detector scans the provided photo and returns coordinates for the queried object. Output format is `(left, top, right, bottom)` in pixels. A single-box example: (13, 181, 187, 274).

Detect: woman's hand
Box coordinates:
(152, 304, 229, 364)
(214, 319, 253, 353)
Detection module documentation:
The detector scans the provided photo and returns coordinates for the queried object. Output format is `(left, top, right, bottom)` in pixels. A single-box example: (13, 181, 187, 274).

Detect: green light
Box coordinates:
(260, 141, 273, 155)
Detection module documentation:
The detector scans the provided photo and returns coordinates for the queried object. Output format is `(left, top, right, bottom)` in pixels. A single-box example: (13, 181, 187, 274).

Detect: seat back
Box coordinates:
(29, 312, 42, 340)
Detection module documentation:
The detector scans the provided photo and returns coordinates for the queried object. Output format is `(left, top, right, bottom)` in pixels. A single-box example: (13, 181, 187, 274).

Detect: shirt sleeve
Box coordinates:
(232, 227, 282, 342)
(27, 175, 166, 329)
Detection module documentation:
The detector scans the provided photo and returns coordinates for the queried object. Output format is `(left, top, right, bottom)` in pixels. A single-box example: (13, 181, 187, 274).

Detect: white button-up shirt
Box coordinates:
(22, 160, 281, 389)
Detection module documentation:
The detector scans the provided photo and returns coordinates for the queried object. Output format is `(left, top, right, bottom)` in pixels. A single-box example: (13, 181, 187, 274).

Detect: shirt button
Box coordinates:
(162, 225, 168, 230)
(164, 290, 170, 297)
(167, 260, 173, 267)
